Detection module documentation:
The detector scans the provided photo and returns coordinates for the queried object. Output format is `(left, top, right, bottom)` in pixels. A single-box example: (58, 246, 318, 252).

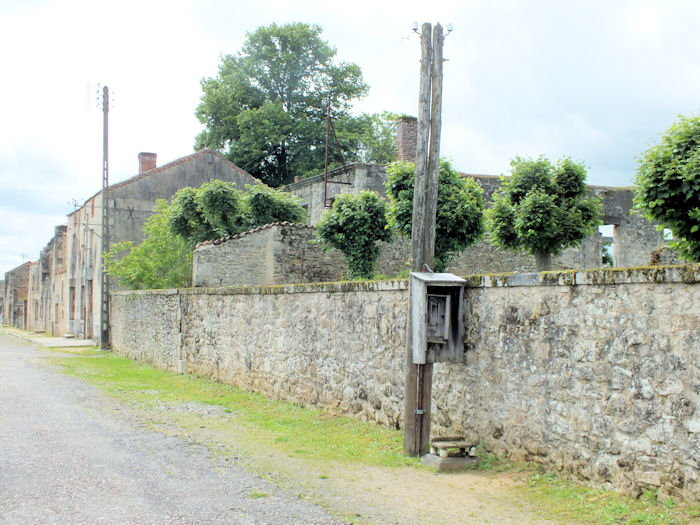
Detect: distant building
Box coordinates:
(3, 261, 32, 329)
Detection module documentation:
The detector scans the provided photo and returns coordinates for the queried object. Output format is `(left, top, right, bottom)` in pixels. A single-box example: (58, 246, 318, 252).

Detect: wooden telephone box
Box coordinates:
(410, 272, 466, 364)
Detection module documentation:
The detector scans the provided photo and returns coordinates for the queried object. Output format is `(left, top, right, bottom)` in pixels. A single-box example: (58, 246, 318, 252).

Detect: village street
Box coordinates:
(0, 333, 341, 524)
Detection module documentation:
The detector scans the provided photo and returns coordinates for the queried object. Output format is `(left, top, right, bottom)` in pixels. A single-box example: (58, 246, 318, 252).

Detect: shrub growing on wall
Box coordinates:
(169, 180, 307, 246)
(634, 114, 700, 262)
(487, 156, 601, 271)
(316, 191, 391, 279)
(385, 159, 485, 272)
(104, 200, 192, 290)
(246, 184, 307, 226)
(106, 180, 307, 289)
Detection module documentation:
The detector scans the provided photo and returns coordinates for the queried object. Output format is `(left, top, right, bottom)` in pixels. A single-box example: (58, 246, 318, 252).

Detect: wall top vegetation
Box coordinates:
(113, 264, 698, 298)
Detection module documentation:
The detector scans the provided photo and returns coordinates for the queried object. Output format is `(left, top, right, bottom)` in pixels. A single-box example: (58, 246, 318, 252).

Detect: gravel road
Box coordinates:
(0, 333, 343, 524)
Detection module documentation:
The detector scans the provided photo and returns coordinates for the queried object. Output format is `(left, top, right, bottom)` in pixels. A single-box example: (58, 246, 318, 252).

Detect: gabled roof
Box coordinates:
(71, 149, 257, 216)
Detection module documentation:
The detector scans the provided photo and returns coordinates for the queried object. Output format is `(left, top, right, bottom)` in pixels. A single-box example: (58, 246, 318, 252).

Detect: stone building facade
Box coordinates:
(3, 261, 31, 329)
(60, 149, 259, 340)
(5, 150, 258, 340)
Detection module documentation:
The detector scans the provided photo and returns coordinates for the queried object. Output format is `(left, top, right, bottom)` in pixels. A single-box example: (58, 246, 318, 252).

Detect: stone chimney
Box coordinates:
(396, 116, 417, 162)
(138, 152, 157, 174)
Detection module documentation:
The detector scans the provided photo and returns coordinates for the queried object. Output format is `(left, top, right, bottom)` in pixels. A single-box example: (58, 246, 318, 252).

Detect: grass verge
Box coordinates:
(49, 351, 699, 524)
(521, 471, 699, 524)
(50, 352, 415, 468)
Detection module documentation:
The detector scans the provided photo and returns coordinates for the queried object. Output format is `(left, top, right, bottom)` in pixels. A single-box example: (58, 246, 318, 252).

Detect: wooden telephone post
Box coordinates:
(403, 22, 445, 456)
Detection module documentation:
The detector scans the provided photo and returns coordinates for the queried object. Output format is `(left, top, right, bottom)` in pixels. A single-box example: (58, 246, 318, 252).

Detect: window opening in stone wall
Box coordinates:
(599, 225, 614, 267)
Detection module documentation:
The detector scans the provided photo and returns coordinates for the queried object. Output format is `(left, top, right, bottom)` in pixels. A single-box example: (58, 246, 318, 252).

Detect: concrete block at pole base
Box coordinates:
(421, 453, 479, 472)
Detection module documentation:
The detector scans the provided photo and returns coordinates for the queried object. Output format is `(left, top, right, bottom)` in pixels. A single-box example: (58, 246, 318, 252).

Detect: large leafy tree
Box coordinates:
(195, 22, 371, 187)
(316, 191, 391, 279)
(634, 114, 700, 262)
(385, 160, 485, 272)
(487, 156, 601, 270)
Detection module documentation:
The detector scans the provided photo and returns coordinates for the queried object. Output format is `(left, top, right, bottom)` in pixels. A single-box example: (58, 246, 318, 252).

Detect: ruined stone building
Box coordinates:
(5, 119, 667, 337)
(6, 149, 257, 339)
(3, 261, 31, 329)
(278, 117, 664, 277)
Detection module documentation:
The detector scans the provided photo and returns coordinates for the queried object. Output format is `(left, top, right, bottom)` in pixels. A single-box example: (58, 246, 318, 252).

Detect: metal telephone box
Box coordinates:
(410, 272, 466, 364)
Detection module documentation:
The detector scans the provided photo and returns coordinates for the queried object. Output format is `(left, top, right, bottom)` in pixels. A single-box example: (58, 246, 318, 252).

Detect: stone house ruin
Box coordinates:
(3, 261, 31, 329)
(7, 149, 258, 339)
(194, 117, 664, 286)
(6, 118, 667, 338)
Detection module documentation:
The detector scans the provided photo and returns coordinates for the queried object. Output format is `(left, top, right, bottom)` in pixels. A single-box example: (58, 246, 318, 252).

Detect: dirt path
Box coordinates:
(114, 401, 555, 524)
(0, 334, 341, 524)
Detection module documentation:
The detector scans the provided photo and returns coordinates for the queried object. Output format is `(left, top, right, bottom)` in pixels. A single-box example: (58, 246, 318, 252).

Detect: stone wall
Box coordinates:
(193, 223, 346, 287)
(193, 226, 604, 288)
(111, 265, 699, 501)
(284, 167, 664, 273)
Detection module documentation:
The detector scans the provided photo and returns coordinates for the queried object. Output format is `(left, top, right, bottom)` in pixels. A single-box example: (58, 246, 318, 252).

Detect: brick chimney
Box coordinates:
(138, 152, 157, 174)
(396, 116, 417, 162)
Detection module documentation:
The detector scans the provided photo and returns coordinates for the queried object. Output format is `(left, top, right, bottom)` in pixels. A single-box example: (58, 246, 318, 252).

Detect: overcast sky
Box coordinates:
(1, 0, 698, 276)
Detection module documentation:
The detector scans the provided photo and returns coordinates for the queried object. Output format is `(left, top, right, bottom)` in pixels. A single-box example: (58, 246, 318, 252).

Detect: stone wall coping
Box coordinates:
(194, 221, 315, 250)
(463, 264, 699, 288)
(113, 278, 410, 297)
(114, 264, 698, 298)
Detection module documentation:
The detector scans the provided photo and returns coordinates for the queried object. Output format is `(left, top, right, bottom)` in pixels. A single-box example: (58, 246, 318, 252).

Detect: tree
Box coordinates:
(385, 160, 485, 272)
(169, 180, 307, 247)
(246, 184, 307, 226)
(169, 181, 247, 245)
(487, 156, 601, 270)
(634, 114, 700, 262)
(316, 191, 391, 279)
(104, 200, 192, 290)
(354, 112, 399, 164)
(195, 22, 371, 187)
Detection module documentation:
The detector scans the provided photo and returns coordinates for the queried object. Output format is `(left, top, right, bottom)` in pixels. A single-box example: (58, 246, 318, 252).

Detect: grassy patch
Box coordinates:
(45, 346, 103, 356)
(51, 352, 416, 468)
(522, 471, 699, 524)
(49, 352, 700, 524)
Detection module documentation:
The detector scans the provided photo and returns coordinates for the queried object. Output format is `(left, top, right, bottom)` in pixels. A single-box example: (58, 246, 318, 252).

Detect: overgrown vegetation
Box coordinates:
(103, 200, 193, 290)
(523, 471, 698, 524)
(316, 191, 391, 279)
(634, 114, 700, 262)
(385, 159, 485, 271)
(104, 181, 306, 289)
(487, 156, 602, 270)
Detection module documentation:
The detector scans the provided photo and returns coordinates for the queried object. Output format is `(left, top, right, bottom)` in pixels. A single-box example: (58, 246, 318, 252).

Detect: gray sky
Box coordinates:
(1, 0, 698, 276)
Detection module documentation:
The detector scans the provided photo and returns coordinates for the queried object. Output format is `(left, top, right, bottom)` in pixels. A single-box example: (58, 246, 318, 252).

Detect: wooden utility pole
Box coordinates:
(99, 85, 110, 350)
(403, 23, 445, 456)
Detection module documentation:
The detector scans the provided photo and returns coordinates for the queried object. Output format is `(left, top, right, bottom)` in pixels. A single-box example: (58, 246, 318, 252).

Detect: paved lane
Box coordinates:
(0, 333, 341, 524)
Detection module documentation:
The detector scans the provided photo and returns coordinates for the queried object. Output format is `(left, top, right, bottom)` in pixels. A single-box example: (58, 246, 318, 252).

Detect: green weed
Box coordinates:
(51, 353, 417, 468)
